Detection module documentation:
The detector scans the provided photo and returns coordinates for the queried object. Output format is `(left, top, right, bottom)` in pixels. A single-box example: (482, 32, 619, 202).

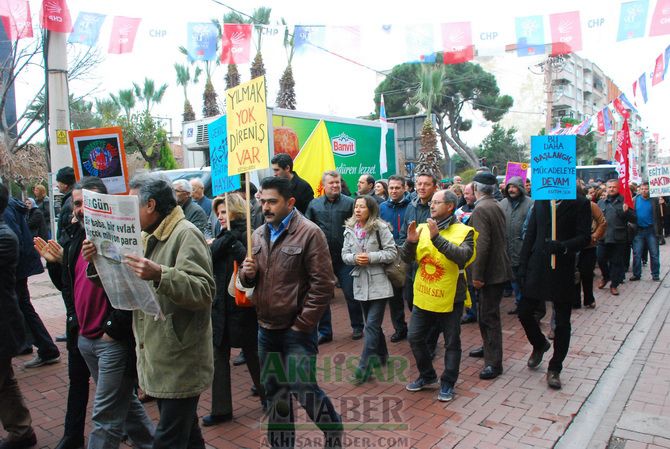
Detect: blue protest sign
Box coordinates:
(208, 116, 241, 196)
(530, 135, 577, 200)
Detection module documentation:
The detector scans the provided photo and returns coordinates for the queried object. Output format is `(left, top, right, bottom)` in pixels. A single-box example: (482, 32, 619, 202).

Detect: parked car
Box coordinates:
(154, 167, 213, 198)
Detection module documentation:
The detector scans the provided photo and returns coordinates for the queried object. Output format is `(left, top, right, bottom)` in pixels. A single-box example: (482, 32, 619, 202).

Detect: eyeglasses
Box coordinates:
(174, 190, 188, 194)
(428, 200, 446, 206)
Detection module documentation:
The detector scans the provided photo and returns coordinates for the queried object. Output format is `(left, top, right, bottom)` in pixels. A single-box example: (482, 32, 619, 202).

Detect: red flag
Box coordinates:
(40, 0, 72, 33)
(615, 120, 634, 209)
(597, 110, 605, 134)
(441, 22, 474, 64)
(653, 53, 665, 86)
(612, 97, 630, 119)
(221, 24, 252, 64)
(650, 0, 670, 36)
(108, 16, 141, 54)
(549, 11, 582, 55)
(0, 0, 32, 39)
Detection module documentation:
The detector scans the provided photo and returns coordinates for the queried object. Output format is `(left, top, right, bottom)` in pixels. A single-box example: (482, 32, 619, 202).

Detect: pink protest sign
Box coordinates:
(504, 161, 529, 185)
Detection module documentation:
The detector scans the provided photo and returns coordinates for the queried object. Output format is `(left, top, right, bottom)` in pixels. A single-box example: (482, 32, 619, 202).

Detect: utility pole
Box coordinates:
(45, 31, 71, 238)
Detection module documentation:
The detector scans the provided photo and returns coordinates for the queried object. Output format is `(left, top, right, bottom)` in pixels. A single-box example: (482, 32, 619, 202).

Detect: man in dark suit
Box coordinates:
(468, 172, 512, 380)
(517, 195, 591, 390)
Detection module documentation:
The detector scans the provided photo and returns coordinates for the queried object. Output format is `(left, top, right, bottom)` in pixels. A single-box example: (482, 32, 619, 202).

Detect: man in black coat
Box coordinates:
(0, 183, 38, 449)
(517, 196, 591, 390)
(271, 153, 314, 214)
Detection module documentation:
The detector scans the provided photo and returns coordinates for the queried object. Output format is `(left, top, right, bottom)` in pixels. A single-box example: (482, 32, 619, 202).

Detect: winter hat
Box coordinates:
(473, 172, 497, 186)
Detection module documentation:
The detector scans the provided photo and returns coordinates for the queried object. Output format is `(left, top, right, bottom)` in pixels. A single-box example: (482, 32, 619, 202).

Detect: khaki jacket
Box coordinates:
(242, 211, 335, 333)
(133, 206, 215, 398)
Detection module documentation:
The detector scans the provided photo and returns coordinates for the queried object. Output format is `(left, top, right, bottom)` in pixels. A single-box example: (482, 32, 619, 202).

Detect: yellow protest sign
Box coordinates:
(226, 76, 269, 175)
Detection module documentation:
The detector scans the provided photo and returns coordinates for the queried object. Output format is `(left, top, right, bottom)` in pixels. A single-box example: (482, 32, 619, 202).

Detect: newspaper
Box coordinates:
(82, 189, 162, 317)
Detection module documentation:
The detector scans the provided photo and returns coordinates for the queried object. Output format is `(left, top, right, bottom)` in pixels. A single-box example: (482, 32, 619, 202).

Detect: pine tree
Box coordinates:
(276, 65, 296, 109)
(225, 64, 240, 89)
(415, 118, 443, 179)
(202, 79, 219, 117)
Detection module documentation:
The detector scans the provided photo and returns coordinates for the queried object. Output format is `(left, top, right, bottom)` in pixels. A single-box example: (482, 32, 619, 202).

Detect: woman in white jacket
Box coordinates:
(342, 195, 397, 385)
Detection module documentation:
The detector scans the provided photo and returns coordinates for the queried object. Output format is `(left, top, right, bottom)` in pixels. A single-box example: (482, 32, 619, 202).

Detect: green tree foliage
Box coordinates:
(478, 124, 528, 173)
(133, 78, 168, 114)
(375, 60, 513, 169)
(120, 111, 176, 169)
(175, 63, 201, 122)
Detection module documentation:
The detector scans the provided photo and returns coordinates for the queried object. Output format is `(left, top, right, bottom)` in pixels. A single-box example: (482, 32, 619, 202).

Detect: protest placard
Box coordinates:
(649, 164, 670, 197)
(208, 116, 241, 196)
(226, 76, 269, 175)
(530, 135, 577, 200)
(83, 189, 162, 317)
(504, 161, 529, 184)
(69, 127, 130, 194)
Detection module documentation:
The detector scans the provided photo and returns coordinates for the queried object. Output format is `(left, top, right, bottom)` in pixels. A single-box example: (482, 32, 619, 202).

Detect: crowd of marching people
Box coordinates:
(0, 157, 667, 449)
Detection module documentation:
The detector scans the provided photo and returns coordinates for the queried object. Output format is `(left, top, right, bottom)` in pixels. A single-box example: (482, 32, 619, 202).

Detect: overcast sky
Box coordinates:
(15, 0, 670, 152)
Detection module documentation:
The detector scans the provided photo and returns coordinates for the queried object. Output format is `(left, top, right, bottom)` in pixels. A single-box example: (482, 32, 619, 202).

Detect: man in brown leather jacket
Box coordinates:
(240, 176, 343, 449)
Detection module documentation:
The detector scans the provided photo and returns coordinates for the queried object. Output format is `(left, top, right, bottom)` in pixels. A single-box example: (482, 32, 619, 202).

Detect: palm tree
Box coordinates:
(413, 64, 446, 179)
(95, 98, 120, 126)
(276, 19, 296, 109)
(175, 63, 202, 121)
(133, 77, 168, 113)
(111, 89, 136, 121)
(248, 7, 271, 80)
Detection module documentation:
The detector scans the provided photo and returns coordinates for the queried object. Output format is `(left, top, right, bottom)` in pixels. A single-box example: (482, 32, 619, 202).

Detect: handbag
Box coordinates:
(375, 230, 407, 288)
(228, 261, 253, 307)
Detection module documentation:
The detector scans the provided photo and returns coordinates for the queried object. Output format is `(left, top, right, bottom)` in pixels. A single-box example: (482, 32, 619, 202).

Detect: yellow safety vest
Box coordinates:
(413, 221, 477, 313)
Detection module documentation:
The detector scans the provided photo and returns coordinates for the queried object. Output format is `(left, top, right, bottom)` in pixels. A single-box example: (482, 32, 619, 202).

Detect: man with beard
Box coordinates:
(306, 171, 361, 343)
(499, 177, 533, 315)
(37, 177, 154, 449)
(597, 179, 636, 295)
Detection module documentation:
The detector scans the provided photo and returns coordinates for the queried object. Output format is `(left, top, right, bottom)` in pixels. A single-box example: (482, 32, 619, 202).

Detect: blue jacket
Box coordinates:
(379, 195, 411, 244)
(3, 197, 44, 280)
(398, 197, 432, 245)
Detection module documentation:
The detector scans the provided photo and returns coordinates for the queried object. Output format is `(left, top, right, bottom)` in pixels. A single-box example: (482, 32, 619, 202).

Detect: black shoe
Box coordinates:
(469, 347, 484, 358)
(55, 333, 67, 342)
(527, 341, 551, 369)
(232, 352, 246, 366)
(461, 315, 476, 324)
(390, 329, 407, 342)
(479, 365, 502, 380)
(507, 307, 518, 315)
(251, 385, 259, 396)
(547, 370, 562, 389)
(318, 334, 333, 345)
(352, 329, 363, 340)
(202, 413, 233, 427)
(54, 435, 84, 449)
(629, 276, 641, 281)
(0, 431, 37, 449)
(653, 276, 661, 281)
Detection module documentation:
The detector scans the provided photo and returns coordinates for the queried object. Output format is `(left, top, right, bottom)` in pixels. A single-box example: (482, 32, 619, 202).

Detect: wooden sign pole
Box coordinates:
(245, 175, 252, 258)
(551, 200, 557, 270)
(224, 193, 231, 231)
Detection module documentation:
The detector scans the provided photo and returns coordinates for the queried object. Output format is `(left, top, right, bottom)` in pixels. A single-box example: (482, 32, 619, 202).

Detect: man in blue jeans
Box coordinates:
(631, 182, 663, 282)
(241, 177, 343, 449)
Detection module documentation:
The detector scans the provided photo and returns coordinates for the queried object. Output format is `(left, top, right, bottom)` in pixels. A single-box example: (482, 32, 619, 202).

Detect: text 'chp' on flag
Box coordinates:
(293, 120, 336, 197)
(40, 0, 72, 33)
(221, 23, 252, 64)
(0, 0, 33, 39)
(108, 16, 141, 54)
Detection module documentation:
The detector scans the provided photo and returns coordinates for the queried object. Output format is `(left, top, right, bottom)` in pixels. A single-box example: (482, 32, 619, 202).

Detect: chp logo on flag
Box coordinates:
(331, 133, 356, 157)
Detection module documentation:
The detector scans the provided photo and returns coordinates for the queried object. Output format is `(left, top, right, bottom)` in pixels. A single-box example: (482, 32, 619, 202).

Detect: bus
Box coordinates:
(576, 164, 618, 183)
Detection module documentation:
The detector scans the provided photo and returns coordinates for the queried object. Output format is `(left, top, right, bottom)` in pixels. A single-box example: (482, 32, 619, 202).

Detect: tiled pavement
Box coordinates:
(5, 245, 670, 449)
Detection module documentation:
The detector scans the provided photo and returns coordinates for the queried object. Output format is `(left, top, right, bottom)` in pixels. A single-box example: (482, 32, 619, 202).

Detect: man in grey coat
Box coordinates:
(499, 177, 533, 314)
(469, 172, 512, 380)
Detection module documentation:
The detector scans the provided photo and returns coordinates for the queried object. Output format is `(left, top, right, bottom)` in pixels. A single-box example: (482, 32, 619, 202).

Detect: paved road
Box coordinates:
(5, 246, 670, 449)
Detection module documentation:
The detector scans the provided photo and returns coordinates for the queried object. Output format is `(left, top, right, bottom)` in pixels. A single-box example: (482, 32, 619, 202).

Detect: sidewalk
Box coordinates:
(4, 245, 670, 449)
